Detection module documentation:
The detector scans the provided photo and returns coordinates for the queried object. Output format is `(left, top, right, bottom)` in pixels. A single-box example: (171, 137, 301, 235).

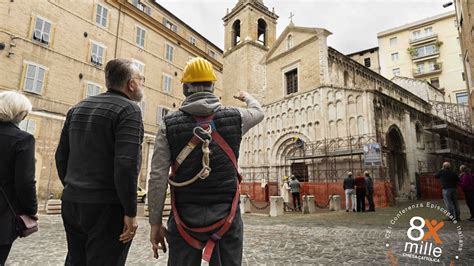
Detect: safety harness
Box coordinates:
(168, 114, 242, 262)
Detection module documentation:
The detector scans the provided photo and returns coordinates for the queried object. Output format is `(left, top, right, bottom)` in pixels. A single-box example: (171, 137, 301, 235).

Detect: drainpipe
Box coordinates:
(114, 3, 122, 58)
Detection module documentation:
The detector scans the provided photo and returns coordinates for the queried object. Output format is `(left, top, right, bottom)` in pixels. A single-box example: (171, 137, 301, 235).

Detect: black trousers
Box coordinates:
(0, 244, 12, 266)
(167, 207, 243, 266)
(464, 189, 474, 218)
(367, 192, 375, 211)
(356, 189, 366, 212)
(61, 201, 131, 266)
(292, 192, 301, 210)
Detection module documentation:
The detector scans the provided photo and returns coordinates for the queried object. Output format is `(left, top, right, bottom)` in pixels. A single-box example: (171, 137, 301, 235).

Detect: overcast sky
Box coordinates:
(157, 0, 454, 54)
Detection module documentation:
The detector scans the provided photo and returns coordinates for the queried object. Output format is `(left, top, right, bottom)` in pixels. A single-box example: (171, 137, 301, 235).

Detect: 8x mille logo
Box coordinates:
(403, 216, 444, 261)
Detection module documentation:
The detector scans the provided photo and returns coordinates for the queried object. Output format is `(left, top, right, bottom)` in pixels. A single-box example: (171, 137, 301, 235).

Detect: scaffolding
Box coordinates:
(425, 100, 474, 171)
(284, 134, 387, 182)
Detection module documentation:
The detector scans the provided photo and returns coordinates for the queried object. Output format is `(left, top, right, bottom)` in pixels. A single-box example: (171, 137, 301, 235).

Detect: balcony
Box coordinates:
(413, 62, 442, 77)
(411, 48, 440, 61)
(409, 33, 438, 45)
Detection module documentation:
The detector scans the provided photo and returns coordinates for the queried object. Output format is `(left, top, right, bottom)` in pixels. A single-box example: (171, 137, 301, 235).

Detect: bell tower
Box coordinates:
(222, 0, 278, 104)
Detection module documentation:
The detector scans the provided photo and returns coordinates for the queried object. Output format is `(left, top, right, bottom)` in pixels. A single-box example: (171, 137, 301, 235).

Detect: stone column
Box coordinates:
(240, 194, 251, 214)
(329, 195, 341, 211)
(269, 196, 284, 217)
(404, 111, 416, 193)
(302, 195, 316, 214)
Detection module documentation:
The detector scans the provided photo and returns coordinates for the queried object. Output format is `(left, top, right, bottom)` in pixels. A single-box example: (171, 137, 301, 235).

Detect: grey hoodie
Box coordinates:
(148, 92, 264, 224)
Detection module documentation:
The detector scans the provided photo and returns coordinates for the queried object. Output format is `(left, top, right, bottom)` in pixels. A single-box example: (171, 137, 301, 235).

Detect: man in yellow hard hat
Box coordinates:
(148, 57, 264, 265)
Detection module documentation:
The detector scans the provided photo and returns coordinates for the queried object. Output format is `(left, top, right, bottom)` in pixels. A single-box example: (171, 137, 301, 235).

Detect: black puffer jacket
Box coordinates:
(165, 108, 242, 206)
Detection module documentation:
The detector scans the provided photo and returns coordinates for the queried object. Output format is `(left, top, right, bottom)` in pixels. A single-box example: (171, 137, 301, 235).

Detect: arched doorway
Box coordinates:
(272, 132, 309, 183)
(386, 125, 408, 196)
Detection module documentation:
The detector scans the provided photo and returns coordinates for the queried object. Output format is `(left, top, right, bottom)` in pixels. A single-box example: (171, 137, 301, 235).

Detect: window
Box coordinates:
(95, 4, 108, 27)
(424, 27, 433, 34)
(412, 30, 421, 38)
(136, 26, 146, 48)
(414, 44, 437, 58)
(19, 119, 36, 135)
(343, 71, 349, 86)
(162, 74, 172, 94)
(392, 68, 400, 76)
(232, 20, 241, 46)
(86, 82, 101, 97)
(391, 52, 399, 61)
(257, 19, 267, 45)
(389, 37, 397, 46)
(132, 59, 145, 74)
(415, 123, 423, 147)
(364, 58, 371, 67)
(430, 77, 440, 88)
(91, 42, 105, 66)
(189, 36, 197, 46)
(163, 18, 177, 32)
(416, 63, 424, 74)
(33, 17, 52, 45)
(428, 61, 436, 71)
(285, 68, 298, 95)
(156, 107, 169, 125)
(287, 34, 293, 50)
(165, 43, 174, 62)
(208, 49, 217, 59)
(456, 92, 468, 104)
(23, 63, 46, 94)
(132, 0, 151, 15)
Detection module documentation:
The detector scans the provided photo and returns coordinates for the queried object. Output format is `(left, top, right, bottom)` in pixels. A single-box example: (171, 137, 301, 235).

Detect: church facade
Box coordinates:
(222, 0, 474, 204)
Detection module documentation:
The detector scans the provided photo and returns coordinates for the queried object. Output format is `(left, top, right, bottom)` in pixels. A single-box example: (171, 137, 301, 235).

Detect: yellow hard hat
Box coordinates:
(283, 176, 288, 180)
(181, 57, 217, 83)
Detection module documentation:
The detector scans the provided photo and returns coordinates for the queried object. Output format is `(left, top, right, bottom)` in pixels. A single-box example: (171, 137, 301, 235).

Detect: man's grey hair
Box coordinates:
(460, 165, 467, 172)
(0, 91, 32, 123)
(105, 58, 138, 91)
(442, 162, 451, 169)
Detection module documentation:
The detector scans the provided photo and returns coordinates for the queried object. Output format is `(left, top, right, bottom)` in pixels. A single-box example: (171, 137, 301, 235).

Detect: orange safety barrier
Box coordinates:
(240, 180, 395, 208)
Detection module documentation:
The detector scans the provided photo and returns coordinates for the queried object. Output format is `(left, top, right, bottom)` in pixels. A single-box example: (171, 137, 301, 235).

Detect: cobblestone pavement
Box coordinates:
(6, 200, 474, 265)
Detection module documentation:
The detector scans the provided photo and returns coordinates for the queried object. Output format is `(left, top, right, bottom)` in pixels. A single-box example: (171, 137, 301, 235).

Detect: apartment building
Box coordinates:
(0, 0, 223, 198)
(453, 0, 474, 124)
(378, 11, 466, 104)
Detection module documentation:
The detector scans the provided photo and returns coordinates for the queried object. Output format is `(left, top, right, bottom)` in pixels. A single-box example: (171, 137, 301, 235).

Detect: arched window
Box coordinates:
(232, 20, 241, 46)
(415, 123, 423, 145)
(286, 34, 293, 50)
(343, 71, 349, 87)
(257, 19, 267, 45)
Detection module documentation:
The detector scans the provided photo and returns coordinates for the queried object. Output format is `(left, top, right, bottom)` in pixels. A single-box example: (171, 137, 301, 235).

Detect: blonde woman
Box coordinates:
(0, 91, 38, 264)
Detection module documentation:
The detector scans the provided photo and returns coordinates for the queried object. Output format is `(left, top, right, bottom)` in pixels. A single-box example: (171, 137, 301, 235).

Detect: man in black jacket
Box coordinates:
(55, 58, 144, 265)
(365, 171, 375, 212)
(435, 162, 460, 221)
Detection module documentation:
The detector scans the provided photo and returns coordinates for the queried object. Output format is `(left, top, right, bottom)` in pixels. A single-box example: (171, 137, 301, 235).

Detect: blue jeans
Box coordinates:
(442, 188, 460, 219)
